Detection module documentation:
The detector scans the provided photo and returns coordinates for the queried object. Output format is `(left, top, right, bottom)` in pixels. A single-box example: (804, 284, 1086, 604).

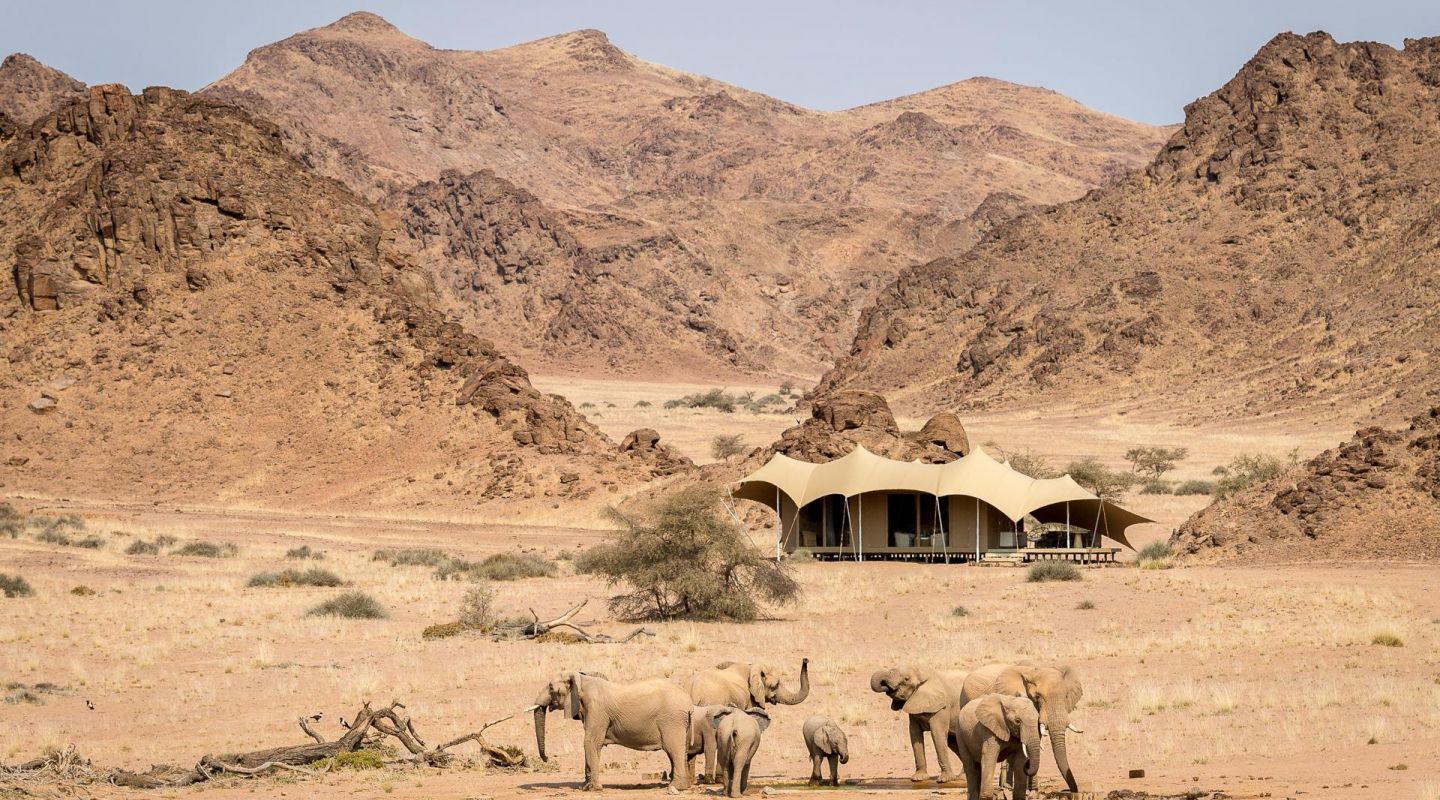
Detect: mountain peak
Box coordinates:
(319, 11, 404, 36)
(0, 51, 86, 124)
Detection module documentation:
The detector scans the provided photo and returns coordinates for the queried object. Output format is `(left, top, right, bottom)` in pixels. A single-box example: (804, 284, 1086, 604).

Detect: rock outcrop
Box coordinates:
(0, 85, 654, 512)
(618, 428, 694, 476)
(1173, 407, 1440, 563)
(820, 33, 1440, 424)
(771, 390, 968, 463)
(0, 53, 87, 124)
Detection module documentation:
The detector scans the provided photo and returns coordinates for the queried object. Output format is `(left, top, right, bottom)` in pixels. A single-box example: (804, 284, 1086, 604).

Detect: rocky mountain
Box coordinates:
(0, 53, 86, 124)
(201, 13, 1171, 378)
(819, 32, 1440, 425)
(1174, 406, 1440, 563)
(0, 85, 658, 513)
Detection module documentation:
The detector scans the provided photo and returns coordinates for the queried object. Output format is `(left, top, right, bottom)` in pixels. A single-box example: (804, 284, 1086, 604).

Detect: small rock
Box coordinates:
(222, 363, 236, 375)
(1128, 768, 1145, 779)
(559, 472, 580, 484)
(27, 397, 56, 412)
(44, 377, 76, 392)
(5, 456, 28, 467)
(214, 390, 233, 399)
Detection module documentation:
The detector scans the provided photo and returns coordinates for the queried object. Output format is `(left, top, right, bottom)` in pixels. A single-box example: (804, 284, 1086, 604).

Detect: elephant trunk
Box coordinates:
(835, 732, 850, 764)
(774, 657, 810, 705)
(1047, 712, 1078, 793)
(534, 705, 549, 762)
(1022, 727, 1042, 778)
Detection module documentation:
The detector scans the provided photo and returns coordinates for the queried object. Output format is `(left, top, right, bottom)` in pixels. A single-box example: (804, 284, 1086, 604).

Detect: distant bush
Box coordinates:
(440, 553, 556, 582)
(787, 548, 815, 563)
(374, 548, 448, 568)
(1064, 457, 1139, 502)
(70, 585, 96, 596)
(1027, 562, 1083, 583)
(985, 443, 1058, 479)
(710, 434, 748, 461)
(1076, 599, 1096, 610)
(1124, 446, 1189, 480)
(125, 539, 161, 556)
(1173, 480, 1216, 496)
(285, 545, 325, 560)
(951, 605, 970, 617)
(1, 574, 34, 598)
(307, 591, 386, 619)
(634, 399, 652, 407)
(579, 402, 595, 409)
(1139, 479, 1172, 495)
(457, 581, 499, 631)
(4, 687, 41, 705)
(154, 534, 178, 548)
(422, 621, 465, 640)
(312, 749, 387, 770)
(779, 381, 794, 396)
(0, 504, 22, 538)
(247, 569, 347, 588)
(1137, 541, 1173, 563)
(174, 541, 237, 558)
(28, 515, 101, 548)
(664, 388, 739, 413)
(1212, 450, 1300, 500)
(1371, 629, 1404, 648)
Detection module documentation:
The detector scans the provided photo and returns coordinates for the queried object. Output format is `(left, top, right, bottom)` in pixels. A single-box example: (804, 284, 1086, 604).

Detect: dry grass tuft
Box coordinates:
(1027, 562, 1082, 582)
(306, 591, 387, 619)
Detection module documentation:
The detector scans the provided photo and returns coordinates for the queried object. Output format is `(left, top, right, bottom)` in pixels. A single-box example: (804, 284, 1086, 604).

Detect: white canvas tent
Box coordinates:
(732, 445, 1151, 558)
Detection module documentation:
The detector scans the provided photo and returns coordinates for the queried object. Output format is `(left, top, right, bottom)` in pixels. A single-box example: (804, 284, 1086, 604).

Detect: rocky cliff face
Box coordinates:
(1174, 406, 1440, 563)
(0, 86, 649, 512)
(820, 33, 1440, 424)
(201, 13, 1172, 378)
(0, 53, 86, 124)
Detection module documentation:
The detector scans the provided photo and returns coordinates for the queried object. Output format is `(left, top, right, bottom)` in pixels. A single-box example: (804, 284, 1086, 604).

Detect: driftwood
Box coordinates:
(490, 598, 656, 643)
(0, 700, 533, 790)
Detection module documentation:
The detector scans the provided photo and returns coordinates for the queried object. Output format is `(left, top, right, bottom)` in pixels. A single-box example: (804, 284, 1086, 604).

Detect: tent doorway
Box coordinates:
(887, 493, 917, 547)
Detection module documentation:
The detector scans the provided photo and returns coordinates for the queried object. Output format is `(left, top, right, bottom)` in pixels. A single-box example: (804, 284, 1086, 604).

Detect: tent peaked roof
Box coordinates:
(732, 444, 1153, 544)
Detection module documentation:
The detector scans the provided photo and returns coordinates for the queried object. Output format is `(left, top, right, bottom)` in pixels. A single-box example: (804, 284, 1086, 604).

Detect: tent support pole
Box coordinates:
(775, 487, 782, 562)
(1066, 501, 1071, 549)
(974, 496, 980, 563)
(858, 494, 864, 562)
(936, 494, 948, 565)
(1092, 501, 1104, 550)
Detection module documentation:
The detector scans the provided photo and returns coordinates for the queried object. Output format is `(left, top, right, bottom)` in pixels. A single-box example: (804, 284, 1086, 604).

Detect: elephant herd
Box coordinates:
(531, 657, 1084, 800)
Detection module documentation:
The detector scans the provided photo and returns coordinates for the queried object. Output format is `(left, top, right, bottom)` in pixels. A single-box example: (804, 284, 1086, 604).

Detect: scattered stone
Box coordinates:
(221, 363, 236, 375)
(27, 397, 56, 412)
(5, 456, 29, 466)
(559, 472, 580, 484)
(214, 390, 233, 399)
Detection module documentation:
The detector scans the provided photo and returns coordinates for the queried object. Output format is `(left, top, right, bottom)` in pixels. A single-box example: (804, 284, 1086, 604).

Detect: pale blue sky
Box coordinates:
(3, 0, 1439, 124)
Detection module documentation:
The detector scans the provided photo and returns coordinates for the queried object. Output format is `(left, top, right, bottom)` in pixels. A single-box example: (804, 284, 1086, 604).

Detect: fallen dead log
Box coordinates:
(458, 598, 657, 643)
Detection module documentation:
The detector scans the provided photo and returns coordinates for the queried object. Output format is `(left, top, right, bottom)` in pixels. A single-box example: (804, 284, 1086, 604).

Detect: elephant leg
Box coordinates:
(740, 758, 752, 796)
(663, 723, 690, 790)
(809, 753, 822, 786)
(978, 739, 1000, 800)
(929, 712, 959, 783)
(1009, 753, 1028, 800)
(700, 725, 718, 783)
(827, 753, 839, 786)
(962, 757, 981, 800)
(581, 723, 605, 791)
(908, 714, 929, 781)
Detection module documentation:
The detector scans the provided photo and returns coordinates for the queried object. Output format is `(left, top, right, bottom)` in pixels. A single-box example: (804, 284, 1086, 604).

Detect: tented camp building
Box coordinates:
(733, 446, 1152, 563)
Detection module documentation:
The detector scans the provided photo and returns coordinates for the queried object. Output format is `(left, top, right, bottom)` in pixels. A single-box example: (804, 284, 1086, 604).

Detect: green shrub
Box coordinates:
(1124, 446, 1190, 479)
(247, 569, 347, 588)
(457, 582, 498, 631)
(1027, 562, 1083, 583)
(1173, 480, 1216, 495)
(307, 591, 386, 620)
(1211, 449, 1300, 500)
(285, 545, 325, 560)
(125, 539, 161, 556)
(70, 585, 96, 596)
(581, 486, 799, 621)
(1076, 599, 1096, 610)
(374, 547, 448, 568)
(1064, 457, 1138, 501)
(469, 553, 556, 581)
(951, 605, 970, 617)
(1139, 479, 1172, 495)
(1137, 541, 1173, 562)
(572, 546, 607, 575)
(710, 434, 747, 461)
(1, 574, 34, 598)
(779, 381, 794, 396)
(634, 399, 652, 408)
(985, 443, 1058, 479)
(664, 388, 739, 413)
(174, 541, 237, 558)
(0, 503, 22, 538)
(1140, 558, 1173, 570)
(1371, 630, 1404, 648)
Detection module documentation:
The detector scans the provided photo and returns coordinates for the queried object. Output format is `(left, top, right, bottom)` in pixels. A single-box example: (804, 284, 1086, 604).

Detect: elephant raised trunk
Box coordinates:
(1047, 711, 1077, 792)
(773, 658, 810, 705)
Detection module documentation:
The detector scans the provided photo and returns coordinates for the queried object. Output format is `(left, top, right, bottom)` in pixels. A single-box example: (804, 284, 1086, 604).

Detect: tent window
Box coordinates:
(919, 494, 948, 541)
(798, 500, 823, 547)
(887, 493, 917, 547)
(824, 495, 849, 547)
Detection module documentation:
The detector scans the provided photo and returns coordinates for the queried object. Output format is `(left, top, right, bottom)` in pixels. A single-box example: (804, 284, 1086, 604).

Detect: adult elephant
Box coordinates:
(532, 672, 692, 791)
(689, 659, 809, 781)
(960, 663, 1083, 794)
(869, 667, 968, 783)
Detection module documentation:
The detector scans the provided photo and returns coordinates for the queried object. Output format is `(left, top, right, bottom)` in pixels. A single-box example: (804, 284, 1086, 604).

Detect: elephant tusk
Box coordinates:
(1068, 723, 1084, 734)
(1022, 743, 1029, 758)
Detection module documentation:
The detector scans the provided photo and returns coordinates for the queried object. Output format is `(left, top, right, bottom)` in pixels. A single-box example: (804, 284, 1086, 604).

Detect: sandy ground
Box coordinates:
(3, 498, 1438, 800)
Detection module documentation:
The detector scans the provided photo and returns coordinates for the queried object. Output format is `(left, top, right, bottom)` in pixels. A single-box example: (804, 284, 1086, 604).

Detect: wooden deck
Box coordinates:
(794, 547, 1120, 564)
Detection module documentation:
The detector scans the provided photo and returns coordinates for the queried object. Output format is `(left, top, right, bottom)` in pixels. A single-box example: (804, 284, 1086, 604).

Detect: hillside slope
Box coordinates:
(0, 86, 651, 514)
(819, 32, 1440, 425)
(1173, 406, 1440, 563)
(0, 53, 86, 124)
(202, 13, 1171, 378)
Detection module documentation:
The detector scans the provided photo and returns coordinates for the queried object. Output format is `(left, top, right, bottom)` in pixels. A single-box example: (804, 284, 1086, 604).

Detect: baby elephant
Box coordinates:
(712, 706, 771, 797)
(950, 694, 1042, 800)
(801, 714, 849, 786)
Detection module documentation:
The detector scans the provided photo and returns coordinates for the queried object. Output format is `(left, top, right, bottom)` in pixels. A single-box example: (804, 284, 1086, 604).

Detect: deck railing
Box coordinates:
(792, 547, 1121, 564)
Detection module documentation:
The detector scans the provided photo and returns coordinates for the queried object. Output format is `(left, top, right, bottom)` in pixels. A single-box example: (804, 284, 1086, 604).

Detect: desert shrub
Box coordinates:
(285, 545, 325, 560)
(4, 687, 41, 705)
(1140, 558, 1173, 570)
(951, 605, 970, 617)
(1173, 479, 1216, 495)
(437, 552, 556, 582)
(70, 585, 96, 596)
(986, 443, 1058, 479)
(572, 546, 607, 575)
(787, 548, 815, 563)
(1371, 629, 1404, 648)
(555, 549, 573, 562)
(1027, 562, 1083, 583)
(312, 749, 386, 770)
(0, 503, 22, 538)
(174, 541, 237, 558)
(581, 486, 799, 621)
(29, 515, 99, 547)
(374, 547, 448, 567)
(779, 381, 794, 396)
(125, 539, 161, 555)
(1064, 457, 1138, 501)
(1, 574, 34, 598)
(154, 534, 177, 548)
(1124, 446, 1190, 479)
(247, 569, 347, 588)
(1211, 450, 1300, 500)
(579, 401, 595, 409)
(306, 591, 386, 619)
(665, 388, 738, 413)
(1076, 599, 1096, 610)
(457, 581, 499, 631)
(422, 621, 465, 640)
(1139, 479, 1172, 495)
(1137, 540, 1173, 563)
(634, 399, 652, 407)
(710, 434, 747, 461)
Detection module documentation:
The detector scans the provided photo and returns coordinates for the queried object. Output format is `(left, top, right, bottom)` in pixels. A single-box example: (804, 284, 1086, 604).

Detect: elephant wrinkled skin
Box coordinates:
(951, 693, 1043, 800)
(870, 666, 968, 782)
(713, 706, 771, 797)
(961, 662, 1083, 793)
(533, 672, 692, 792)
(801, 713, 850, 786)
(689, 659, 809, 781)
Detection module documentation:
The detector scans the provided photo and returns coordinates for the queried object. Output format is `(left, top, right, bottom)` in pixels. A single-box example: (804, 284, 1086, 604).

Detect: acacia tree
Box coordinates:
(1124, 446, 1190, 479)
(579, 486, 799, 621)
(1064, 457, 1139, 502)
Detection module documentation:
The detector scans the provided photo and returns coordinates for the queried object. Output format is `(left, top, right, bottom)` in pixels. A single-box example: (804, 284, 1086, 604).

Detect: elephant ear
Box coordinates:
(748, 667, 768, 707)
(1057, 664, 1084, 710)
(901, 676, 948, 715)
(976, 696, 1011, 742)
(567, 674, 583, 720)
(747, 707, 772, 733)
(709, 706, 737, 728)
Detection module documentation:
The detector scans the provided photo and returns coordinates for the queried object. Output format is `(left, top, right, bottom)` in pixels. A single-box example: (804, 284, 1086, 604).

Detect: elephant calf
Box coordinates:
(712, 706, 771, 797)
(950, 694, 1042, 800)
(801, 714, 849, 786)
(686, 704, 731, 784)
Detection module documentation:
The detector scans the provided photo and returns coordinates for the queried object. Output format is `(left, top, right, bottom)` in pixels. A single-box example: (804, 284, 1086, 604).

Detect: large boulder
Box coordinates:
(908, 412, 970, 456)
(771, 390, 967, 464)
(813, 389, 899, 435)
